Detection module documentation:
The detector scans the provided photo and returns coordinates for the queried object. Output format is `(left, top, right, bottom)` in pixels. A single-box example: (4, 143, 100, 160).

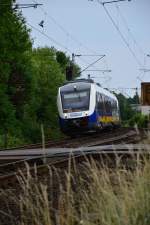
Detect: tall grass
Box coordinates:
(1, 157, 150, 225)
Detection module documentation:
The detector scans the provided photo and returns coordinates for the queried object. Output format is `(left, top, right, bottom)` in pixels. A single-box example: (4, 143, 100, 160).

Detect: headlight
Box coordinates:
(64, 114, 68, 119)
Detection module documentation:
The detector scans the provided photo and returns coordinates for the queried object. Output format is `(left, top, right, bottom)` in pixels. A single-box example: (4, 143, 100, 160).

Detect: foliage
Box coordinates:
(0, 0, 33, 147)
(0, 0, 76, 147)
(115, 93, 135, 121)
(56, 50, 81, 78)
(128, 113, 148, 128)
(128, 94, 140, 105)
(114, 92, 149, 128)
(56, 51, 69, 73)
(23, 47, 65, 141)
(1, 159, 150, 225)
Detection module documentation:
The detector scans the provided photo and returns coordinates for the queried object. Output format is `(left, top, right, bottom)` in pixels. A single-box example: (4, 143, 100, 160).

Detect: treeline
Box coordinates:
(0, 0, 80, 148)
(116, 93, 139, 121)
(116, 93, 148, 128)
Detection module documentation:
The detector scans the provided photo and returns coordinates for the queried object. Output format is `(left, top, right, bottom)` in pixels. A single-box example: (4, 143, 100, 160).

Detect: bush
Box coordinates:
(128, 113, 149, 128)
(1, 157, 150, 225)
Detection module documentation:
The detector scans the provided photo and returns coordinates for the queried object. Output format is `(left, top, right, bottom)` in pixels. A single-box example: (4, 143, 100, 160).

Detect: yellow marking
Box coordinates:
(99, 116, 119, 123)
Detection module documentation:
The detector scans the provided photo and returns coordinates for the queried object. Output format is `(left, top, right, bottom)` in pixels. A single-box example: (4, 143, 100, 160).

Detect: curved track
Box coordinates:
(1, 127, 144, 150)
(0, 127, 148, 188)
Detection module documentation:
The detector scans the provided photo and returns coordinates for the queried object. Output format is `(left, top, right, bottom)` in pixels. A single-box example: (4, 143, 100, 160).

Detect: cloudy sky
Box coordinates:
(16, 0, 150, 96)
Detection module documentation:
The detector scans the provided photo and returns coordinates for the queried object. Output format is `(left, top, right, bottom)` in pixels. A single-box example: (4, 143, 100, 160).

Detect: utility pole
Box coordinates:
(135, 87, 139, 104)
(65, 53, 77, 81)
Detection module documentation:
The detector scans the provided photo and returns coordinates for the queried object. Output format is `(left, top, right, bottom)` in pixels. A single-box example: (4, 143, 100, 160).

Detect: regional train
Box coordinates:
(57, 79, 120, 135)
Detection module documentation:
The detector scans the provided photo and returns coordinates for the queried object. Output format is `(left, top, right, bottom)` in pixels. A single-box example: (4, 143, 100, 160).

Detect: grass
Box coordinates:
(0, 155, 150, 225)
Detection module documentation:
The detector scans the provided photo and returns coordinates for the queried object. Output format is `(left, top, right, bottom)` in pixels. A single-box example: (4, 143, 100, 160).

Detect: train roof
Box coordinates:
(60, 79, 118, 101)
(95, 84, 117, 101)
(64, 78, 94, 84)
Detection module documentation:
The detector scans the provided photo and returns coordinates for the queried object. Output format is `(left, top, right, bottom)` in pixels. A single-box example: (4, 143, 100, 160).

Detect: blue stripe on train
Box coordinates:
(88, 111, 97, 128)
(59, 110, 113, 131)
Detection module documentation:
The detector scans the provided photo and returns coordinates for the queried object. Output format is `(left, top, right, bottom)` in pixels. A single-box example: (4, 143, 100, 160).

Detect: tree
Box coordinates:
(0, 1, 81, 147)
(56, 50, 81, 79)
(115, 93, 134, 121)
(0, 0, 33, 147)
(128, 93, 140, 105)
(22, 47, 65, 141)
(56, 51, 69, 73)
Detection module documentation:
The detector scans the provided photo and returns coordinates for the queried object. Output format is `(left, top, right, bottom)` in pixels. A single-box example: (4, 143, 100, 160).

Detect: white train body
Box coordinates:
(57, 79, 120, 134)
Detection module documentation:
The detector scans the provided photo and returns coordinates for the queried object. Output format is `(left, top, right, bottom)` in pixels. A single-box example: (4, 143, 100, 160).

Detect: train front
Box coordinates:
(57, 81, 95, 135)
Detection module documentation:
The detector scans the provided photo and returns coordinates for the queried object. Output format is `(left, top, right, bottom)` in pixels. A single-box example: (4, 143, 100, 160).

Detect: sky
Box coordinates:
(16, 0, 150, 97)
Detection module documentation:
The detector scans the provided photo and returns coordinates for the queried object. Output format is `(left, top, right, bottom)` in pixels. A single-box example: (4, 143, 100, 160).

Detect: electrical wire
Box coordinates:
(97, 0, 143, 67)
(27, 23, 107, 75)
(27, 23, 106, 76)
(32, 0, 100, 55)
(79, 55, 105, 74)
(29, 1, 110, 73)
(115, 3, 145, 56)
(27, 22, 72, 54)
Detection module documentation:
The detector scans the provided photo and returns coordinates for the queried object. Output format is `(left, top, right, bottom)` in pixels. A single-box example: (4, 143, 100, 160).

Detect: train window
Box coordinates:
(101, 94, 105, 114)
(61, 89, 90, 112)
(96, 93, 105, 115)
(111, 100, 118, 116)
(104, 96, 112, 114)
(96, 94, 118, 116)
(63, 92, 87, 99)
(105, 97, 108, 114)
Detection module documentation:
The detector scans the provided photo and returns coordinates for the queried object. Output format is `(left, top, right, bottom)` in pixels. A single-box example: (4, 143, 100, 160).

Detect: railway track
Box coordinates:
(0, 127, 143, 164)
(0, 127, 148, 188)
(0, 143, 150, 189)
(1, 127, 145, 151)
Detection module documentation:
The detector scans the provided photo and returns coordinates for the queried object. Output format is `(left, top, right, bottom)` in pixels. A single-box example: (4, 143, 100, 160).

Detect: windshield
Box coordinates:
(61, 90, 90, 112)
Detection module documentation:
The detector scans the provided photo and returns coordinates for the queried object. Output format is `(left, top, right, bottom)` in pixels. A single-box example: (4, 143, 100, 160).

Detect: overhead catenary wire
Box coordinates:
(107, 87, 140, 97)
(115, 4, 145, 56)
(74, 54, 108, 70)
(27, 22, 72, 54)
(109, 87, 140, 90)
(30, 0, 111, 72)
(26, 23, 105, 75)
(32, 0, 100, 55)
(27, 23, 107, 74)
(97, 0, 143, 67)
(114, 3, 148, 82)
(79, 55, 106, 74)
(28, 1, 110, 73)
(75, 56, 106, 74)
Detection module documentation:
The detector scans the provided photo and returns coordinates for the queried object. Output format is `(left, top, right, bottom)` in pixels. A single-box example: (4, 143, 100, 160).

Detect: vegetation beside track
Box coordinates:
(0, 158, 150, 225)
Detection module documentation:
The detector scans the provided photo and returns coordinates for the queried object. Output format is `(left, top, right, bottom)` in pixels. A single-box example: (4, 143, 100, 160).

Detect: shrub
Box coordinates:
(1, 157, 150, 225)
(128, 113, 149, 128)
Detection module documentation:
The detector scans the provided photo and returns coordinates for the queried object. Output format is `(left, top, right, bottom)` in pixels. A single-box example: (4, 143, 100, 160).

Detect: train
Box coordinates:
(57, 79, 120, 135)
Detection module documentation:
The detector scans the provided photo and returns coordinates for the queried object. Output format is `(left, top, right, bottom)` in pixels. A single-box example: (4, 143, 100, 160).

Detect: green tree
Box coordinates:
(128, 93, 140, 105)
(0, 1, 81, 147)
(115, 93, 134, 121)
(56, 50, 81, 79)
(0, 0, 33, 147)
(56, 51, 69, 73)
(22, 47, 65, 141)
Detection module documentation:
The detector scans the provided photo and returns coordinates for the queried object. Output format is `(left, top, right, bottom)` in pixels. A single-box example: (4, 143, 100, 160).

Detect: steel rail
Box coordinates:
(0, 144, 149, 185)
